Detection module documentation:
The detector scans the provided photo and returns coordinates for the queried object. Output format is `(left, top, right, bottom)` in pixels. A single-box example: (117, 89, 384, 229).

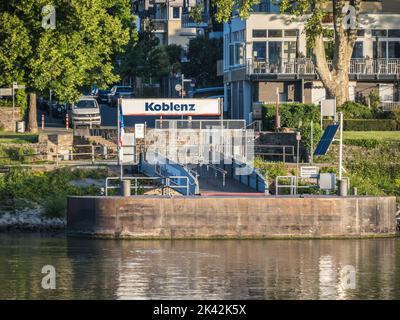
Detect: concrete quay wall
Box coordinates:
(67, 196, 398, 239)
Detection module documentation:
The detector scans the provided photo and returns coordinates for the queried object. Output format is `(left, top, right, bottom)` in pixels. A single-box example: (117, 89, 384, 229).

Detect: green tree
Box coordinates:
(119, 23, 173, 84)
(0, 0, 133, 130)
(183, 37, 223, 88)
(213, 0, 362, 106)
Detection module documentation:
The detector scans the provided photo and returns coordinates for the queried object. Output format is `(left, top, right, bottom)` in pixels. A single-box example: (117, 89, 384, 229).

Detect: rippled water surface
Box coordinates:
(1, 234, 400, 299)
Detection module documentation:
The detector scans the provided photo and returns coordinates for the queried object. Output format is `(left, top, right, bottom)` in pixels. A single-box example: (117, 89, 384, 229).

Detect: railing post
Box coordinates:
(283, 146, 286, 163)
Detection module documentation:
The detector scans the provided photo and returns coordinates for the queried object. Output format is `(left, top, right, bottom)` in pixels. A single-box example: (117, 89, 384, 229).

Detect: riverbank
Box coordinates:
(0, 205, 65, 232)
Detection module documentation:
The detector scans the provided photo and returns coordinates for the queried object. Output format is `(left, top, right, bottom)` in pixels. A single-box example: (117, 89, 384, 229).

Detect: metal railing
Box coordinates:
(247, 58, 400, 75)
(255, 145, 295, 163)
(275, 175, 350, 195)
(105, 176, 190, 196)
(155, 119, 246, 130)
(381, 101, 400, 112)
(205, 164, 227, 187)
(245, 120, 263, 132)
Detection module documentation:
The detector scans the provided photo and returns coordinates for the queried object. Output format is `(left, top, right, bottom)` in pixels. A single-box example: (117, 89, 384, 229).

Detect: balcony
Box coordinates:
(181, 13, 209, 28)
(151, 19, 167, 32)
(246, 58, 400, 80)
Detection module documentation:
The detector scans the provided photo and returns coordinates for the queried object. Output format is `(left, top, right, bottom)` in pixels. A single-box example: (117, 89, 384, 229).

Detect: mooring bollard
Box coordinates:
(337, 179, 348, 196)
(121, 179, 131, 197)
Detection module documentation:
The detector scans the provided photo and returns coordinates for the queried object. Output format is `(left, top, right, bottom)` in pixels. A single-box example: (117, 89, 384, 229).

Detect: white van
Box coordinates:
(70, 96, 101, 127)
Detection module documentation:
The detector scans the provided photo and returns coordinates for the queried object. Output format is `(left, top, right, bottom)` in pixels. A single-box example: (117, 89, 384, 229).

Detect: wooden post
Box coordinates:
(27, 93, 38, 133)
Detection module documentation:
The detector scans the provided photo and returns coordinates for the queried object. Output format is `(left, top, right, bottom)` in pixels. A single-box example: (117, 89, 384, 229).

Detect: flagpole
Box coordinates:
(118, 97, 123, 180)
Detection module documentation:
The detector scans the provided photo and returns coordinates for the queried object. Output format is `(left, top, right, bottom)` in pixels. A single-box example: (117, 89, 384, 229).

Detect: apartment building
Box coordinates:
(133, 0, 222, 49)
(133, 0, 197, 48)
(223, 0, 400, 123)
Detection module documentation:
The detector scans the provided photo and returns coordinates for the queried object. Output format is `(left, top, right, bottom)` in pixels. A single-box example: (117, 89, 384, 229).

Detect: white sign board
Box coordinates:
(300, 166, 319, 178)
(135, 123, 145, 139)
(122, 133, 135, 164)
(0, 88, 12, 96)
(121, 98, 221, 116)
(321, 99, 336, 117)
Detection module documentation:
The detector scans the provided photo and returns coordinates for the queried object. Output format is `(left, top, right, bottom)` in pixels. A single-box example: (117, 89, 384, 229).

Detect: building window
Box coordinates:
(253, 42, 266, 61)
(357, 30, 365, 37)
(268, 41, 282, 64)
(284, 29, 298, 37)
(388, 30, 400, 38)
(388, 41, 400, 58)
(372, 29, 387, 37)
(352, 41, 364, 58)
(172, 7, 180, 19)
(253, 29, 267, 38)
(373, 41, 387, 58)
(268, 30, 283, 38)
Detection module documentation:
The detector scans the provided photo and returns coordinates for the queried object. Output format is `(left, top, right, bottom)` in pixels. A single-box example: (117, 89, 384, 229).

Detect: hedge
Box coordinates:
(324, 119, 398, 131)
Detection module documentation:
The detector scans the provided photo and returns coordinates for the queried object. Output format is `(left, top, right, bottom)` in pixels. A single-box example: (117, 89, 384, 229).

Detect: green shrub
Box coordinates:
(262, 103, 320, 130)
(253, 158, 287, 179)
(340, 101, 373, 119)
(43, 195, 67, 218)
(369, 90, 380, 109)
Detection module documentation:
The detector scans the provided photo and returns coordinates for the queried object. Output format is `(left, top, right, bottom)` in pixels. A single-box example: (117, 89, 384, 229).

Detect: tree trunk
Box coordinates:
(311, 0, 360, 107)
(27, 93, 38, 133)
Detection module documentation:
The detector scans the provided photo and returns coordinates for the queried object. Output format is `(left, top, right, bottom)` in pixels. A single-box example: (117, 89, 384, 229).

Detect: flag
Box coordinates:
(118, 104, 125, 161)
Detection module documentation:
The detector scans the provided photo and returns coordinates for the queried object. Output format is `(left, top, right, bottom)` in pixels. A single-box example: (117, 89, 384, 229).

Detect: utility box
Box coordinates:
(319, 173, 336, 191)
(252, 102, 263, 120)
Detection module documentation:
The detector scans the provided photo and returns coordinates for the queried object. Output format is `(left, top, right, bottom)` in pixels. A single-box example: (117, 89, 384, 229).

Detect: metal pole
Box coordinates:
(181, 73, 184, 98)
(296, 138, 300, 194)
(12, 82, 15, 132)
(275, 87, 280, 130)
(310, 120, 314, 164)
(117, 98, 123, 180)
(338, 111, 343, 180)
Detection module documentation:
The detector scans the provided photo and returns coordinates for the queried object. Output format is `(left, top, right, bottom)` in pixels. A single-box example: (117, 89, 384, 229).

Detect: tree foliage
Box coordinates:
(0, 0, 133, 103)
(183, 37, 223, 88)
(213, 0, 362, 106)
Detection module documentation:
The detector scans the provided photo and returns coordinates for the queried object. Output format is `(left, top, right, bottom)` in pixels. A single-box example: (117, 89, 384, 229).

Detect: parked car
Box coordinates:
(108, 85, 135, 107)
(68, 96, 101, 127)
(96, 89, 111, 104)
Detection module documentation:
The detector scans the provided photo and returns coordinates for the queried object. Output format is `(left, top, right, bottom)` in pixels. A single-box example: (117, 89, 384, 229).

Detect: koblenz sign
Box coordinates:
(121, 98, 222, 116)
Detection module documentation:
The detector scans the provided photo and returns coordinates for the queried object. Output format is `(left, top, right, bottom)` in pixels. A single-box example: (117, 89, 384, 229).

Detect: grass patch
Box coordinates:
(0, 133, 39, 144)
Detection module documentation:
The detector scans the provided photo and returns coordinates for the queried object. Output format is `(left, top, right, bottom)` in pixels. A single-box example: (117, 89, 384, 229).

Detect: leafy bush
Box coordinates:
(340, 101, 373, 119)
(253, 158, 287, 179)
(262, 103, 320, 130)
(0, 168, 104, 218)
(43, 195, 67, 218)
(369, 90, 380, 109)
(299, 122, 323, 151)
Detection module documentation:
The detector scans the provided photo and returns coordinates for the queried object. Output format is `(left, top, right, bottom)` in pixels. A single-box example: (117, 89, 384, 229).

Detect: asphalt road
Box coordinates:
(38, 103, 221, 130)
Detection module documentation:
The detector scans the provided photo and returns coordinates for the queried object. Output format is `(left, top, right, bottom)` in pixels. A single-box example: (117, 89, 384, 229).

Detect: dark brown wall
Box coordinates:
(67, 196, 397, 239)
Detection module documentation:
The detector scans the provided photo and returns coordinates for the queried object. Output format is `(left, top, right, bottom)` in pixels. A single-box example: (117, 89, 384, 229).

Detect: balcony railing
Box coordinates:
(246, 58, 400, 76)
(181, 13, 209, 28)
(381, 101, 400, 112)
(152, 19, 167, 32)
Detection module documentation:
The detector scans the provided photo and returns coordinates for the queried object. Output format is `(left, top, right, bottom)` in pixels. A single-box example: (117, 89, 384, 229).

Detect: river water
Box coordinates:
(0, 234, 399, 300)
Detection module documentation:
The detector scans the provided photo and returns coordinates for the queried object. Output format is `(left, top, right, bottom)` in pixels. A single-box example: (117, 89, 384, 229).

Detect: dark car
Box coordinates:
(97, 89, 111, 104)
(108, 85, 135, 107)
